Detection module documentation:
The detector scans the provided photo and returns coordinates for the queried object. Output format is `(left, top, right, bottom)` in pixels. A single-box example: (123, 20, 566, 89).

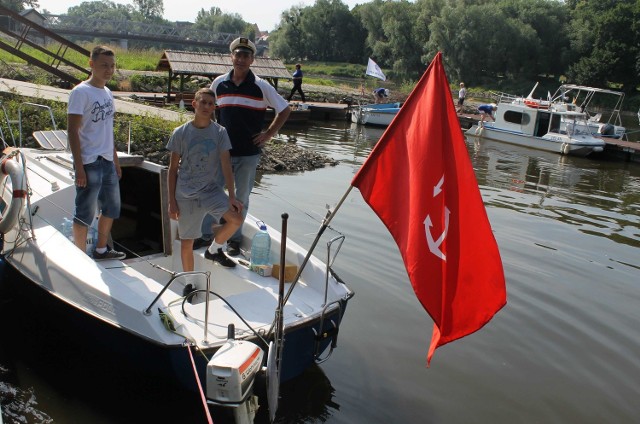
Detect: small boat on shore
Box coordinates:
(350, 102, 402, 127)
(0, 104, 353, 420)
(466, 94, 605, 157)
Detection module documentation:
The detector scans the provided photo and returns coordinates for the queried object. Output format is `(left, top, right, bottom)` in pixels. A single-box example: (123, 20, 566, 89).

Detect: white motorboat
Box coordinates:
(466, 95, 605, 157)
(550, 84, 627, 139)
(0, 105, 353, 419)
(350, 102, 402, 127)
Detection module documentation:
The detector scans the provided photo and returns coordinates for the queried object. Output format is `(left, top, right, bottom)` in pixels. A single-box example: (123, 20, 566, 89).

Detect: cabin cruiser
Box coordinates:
(466, 94, 605, 157)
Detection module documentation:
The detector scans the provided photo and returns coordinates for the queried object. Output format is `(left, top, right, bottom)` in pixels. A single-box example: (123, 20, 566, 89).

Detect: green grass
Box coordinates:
(0, 41, 163, 72)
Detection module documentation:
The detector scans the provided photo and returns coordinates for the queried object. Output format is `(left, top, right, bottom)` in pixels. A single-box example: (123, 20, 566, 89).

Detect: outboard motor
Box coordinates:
(207, 324, 264, 424)
(600, 123, 615, 137)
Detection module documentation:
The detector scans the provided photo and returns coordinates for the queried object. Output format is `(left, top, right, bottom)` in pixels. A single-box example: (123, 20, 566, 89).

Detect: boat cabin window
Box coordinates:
(504, 110, 530, 125)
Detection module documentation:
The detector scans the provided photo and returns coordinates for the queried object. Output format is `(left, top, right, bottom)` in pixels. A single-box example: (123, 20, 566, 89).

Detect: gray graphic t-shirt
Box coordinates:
(166, 121, 231, 200)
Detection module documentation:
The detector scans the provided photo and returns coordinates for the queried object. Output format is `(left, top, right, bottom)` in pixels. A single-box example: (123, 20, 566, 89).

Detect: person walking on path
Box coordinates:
(200, 37, 290, 257)
(287, 63, 306, 102)
(456, 82, 467, 113)
(67, 45, 126, 261)
(167, 88, 243, 271)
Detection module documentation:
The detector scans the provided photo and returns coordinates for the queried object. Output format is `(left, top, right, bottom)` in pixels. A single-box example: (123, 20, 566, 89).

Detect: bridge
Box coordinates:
(42, 14, 238, 51)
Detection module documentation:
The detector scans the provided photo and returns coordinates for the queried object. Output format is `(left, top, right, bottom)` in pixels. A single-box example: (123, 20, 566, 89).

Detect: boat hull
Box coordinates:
(0, 262, 348, 388)
(351, 102, 401, 127)
(467, 125, 604, 157)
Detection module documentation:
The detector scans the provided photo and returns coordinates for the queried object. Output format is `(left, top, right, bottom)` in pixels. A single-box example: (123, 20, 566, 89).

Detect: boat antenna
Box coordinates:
(526, 82, 540, 99)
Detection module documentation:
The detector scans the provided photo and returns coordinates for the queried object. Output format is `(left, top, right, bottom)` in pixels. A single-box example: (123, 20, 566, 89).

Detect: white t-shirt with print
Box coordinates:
(68, 81, 116, 164)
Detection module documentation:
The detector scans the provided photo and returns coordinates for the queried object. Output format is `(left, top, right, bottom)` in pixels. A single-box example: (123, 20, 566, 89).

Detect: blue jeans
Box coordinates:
(74, 157, 121, 227)
(201, 154, 260, 243)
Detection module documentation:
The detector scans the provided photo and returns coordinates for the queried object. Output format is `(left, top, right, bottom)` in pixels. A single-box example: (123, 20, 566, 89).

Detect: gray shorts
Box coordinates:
(177, 187, 229, 240)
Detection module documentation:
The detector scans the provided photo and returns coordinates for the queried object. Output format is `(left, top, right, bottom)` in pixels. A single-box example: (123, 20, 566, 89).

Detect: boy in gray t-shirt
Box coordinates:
(167, 88, 243, 271)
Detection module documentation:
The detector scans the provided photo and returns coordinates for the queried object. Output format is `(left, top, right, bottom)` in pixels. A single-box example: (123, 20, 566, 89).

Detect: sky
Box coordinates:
(35, 0, 366, 32)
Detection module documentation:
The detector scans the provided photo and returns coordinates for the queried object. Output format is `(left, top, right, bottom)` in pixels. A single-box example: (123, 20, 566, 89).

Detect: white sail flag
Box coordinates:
(366, 58, 386, 81)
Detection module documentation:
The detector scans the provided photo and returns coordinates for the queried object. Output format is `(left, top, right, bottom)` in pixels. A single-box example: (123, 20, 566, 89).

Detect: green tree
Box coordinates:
(270, 6, 306, 60)
(352, 0, 385, 61)
(565, 0, 640, 91)
(132, 0, 164, 21)
(272, 0, 364, 62)
(497, 0, 569, 77)
(194, 7, 247, 35)
(378, 1, 424, 79)
(67, 1, 134, 21)
(3, 0, 39, 13)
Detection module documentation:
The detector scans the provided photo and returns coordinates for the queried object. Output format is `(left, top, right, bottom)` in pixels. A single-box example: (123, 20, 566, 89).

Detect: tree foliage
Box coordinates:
(66, 1, 135, 21)
(3, 1, 39, 13)
(194, 7, 250, 36)
(271, 0, 365, 62)
(565, 0, 640, 92)
(132, 0, 164, 21)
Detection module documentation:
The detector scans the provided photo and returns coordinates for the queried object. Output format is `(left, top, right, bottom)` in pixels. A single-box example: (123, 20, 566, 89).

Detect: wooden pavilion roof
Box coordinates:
(156, 50, 292, 80)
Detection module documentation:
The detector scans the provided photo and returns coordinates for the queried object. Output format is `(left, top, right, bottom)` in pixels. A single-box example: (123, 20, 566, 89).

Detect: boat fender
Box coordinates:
(0, 155, 28, 234)
(561, 143, 570, 155)
(475, 125, 485, 137)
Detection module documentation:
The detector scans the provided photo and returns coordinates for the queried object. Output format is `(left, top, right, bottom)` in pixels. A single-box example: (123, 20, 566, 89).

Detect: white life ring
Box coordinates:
(0, 155, 27, 234)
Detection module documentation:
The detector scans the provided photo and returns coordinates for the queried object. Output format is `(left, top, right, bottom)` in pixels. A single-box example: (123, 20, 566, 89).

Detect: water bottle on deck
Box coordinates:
(86, 217, 98, 255)
(60, 217, 74, 242)
(250, 221, 271, 268)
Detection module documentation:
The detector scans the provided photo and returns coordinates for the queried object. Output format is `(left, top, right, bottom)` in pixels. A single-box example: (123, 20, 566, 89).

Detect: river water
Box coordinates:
(1, 120, 639, 423)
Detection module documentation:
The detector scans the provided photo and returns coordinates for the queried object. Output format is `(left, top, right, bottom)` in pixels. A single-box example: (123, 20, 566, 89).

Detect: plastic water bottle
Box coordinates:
(86, 217, 98, 255)
(250, 221, 271, 267)
(60, 217, 74, 242)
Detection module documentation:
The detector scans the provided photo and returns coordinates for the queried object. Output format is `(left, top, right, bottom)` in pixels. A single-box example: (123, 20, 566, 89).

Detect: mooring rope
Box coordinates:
(186, 343, 214, 424)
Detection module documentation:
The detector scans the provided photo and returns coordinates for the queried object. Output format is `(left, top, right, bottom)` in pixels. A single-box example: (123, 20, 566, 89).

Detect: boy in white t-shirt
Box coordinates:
(68, 45, 125, 260)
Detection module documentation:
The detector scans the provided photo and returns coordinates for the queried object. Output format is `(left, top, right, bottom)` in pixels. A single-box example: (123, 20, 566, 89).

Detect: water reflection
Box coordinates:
(467, 136, 640, 248)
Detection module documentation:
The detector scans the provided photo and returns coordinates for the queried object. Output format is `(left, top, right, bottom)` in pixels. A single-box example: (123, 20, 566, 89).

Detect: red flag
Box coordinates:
(351, 52, 506, 364)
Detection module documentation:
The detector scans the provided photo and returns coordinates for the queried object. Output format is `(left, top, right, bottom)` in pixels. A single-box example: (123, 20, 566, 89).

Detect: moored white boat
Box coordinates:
(350, 102, 402, 127)
(550, 84, 627, 139)
(0, 110, 353, 419)
(466, 97, 605, 157)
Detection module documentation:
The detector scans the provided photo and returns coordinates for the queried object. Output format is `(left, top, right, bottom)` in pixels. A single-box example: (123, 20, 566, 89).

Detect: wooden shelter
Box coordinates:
(156, 50, 292, 101)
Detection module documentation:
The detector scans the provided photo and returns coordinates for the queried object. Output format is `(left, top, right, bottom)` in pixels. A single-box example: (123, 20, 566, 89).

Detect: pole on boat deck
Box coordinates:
(268, 213, 288, 423)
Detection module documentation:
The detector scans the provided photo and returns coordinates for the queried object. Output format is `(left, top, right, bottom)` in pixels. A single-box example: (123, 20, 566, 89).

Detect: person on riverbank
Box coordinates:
(199, 37, 290, 257)
(478, 103, 497, 123)
(287, 63, 306, 102)
(456, 82, 466, 113)
(68, 45, 126, 261)
(373, 87, 389, 103)
(167, 88, 243, 271)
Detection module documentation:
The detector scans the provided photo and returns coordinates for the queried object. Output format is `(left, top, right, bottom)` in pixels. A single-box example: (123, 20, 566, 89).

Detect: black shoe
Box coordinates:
(193, 237, 212, 250)
(204, 248, 236, 268)
(93, 248, 126, 260)
(227, 241, 240, 257)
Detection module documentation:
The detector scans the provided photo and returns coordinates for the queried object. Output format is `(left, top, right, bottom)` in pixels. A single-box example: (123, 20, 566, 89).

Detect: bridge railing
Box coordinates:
(44, 14, 238, 45)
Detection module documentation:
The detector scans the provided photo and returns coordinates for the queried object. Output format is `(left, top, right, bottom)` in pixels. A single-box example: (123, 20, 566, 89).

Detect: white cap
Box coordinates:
(229, 37, 256, 55)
